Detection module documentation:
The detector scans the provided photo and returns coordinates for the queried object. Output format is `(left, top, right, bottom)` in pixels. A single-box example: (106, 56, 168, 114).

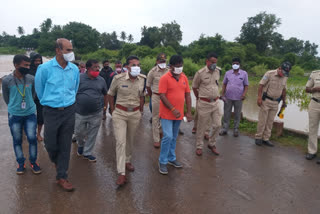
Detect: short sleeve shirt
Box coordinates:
(108, 72, 145, 107)
(192, 66, 220, 99)
(159, 72, 190, 120)
(146, 66, 169, 93)
(223, 69, 249, 100)
(76, 73, 107, 115)
(306, 70, 320, 99)
(259, 70, 287, 99)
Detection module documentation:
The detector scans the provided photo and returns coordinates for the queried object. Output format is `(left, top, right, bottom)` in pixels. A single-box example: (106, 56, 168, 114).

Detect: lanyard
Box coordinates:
(13, 73, 26, 100)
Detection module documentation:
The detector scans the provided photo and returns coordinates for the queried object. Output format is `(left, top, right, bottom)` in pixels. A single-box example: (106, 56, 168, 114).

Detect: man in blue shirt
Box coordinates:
(35, 38, 79, 192)
(2, 55, 41, 175)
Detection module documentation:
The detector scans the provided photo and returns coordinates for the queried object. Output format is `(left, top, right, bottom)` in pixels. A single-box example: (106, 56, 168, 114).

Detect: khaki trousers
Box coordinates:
(152, 94, 161, 143)
(112, 108, 141, 175)
(255, 99, 278, 141)
(308, 100, 320, 154)
(196, 100, 221, 149)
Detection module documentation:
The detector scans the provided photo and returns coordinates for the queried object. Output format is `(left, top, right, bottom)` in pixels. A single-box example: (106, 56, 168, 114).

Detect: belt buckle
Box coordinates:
(127, 107, 134, 112)
(58, 107, 64, 110)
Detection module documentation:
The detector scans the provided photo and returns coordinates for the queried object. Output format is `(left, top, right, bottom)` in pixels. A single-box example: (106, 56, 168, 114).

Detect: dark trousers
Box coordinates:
(43, 104, 75, 180)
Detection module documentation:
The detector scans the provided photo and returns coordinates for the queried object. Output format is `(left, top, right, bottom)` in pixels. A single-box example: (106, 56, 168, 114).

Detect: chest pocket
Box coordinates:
(314, 75, 320, 87)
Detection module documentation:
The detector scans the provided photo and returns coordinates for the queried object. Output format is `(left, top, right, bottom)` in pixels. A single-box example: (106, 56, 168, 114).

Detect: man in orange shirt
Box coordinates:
(158, 55, 192, 175)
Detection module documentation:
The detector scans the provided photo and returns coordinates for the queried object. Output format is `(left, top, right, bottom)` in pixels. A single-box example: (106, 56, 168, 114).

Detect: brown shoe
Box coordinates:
(125, 162, 135, 172)
(160, 133, 163, 139)
(192, 127, 197, 134)
(204, 134, 209, 140)
(196, 148, 202, 156)
(56, 179, 75, 192)
(208, 145, 219, 156)
(116, 175, 127, 186)
(154, 142, 160, 148)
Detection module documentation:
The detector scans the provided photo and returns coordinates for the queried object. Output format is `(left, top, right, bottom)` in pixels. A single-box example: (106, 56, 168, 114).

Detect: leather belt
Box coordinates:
(312, 97, 320, 103)
(200, 97, 219, 103)
(46, 104, 74, 111)
(116, 104, 140, 112)
(153, 92, 160, 95)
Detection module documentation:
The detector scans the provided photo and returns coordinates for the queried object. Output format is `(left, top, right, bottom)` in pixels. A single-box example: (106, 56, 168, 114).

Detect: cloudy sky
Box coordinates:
(1, 0, 319, 48)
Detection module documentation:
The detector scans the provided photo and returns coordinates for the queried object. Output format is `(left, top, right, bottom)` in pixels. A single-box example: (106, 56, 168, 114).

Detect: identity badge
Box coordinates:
(21, 100, 26, 109)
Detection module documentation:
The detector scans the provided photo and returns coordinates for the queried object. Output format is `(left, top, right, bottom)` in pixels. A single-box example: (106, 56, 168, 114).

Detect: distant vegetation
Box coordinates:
(1, 12, 319, 77)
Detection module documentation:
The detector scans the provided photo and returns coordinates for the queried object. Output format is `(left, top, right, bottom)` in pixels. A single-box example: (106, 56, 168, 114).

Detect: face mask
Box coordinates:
(80, 68, 86, 73)
(89, 70, 100, 78)
(123, 68, 128, 72)
(116, 68, 122, 73)
(19, 67, 30, 75)
(158, 63, 166, 69)
(173, 67, 183, 74)
(208, 63, 217, 71)
(104, 66, 109, 69)
(281, 70, 289, 77)
(62, 52, 75, 62)
(130, 66, 141, 77)
(232, 64, 240, 70)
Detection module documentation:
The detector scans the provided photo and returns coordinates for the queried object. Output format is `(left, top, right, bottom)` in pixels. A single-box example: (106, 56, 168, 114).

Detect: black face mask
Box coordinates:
(104, 66, 109, 69)
(19, 67, 30, 75)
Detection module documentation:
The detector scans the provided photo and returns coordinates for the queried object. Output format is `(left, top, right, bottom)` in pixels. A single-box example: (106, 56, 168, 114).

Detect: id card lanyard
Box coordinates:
(14, 74, 26, 109)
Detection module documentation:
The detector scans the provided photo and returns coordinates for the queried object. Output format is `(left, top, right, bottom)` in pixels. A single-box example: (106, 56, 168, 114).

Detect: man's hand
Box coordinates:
(172, 109, 181, 118)
(257, 97, 262, 107)
(241, 94, 246, 100)
(185, 112, 193, 122)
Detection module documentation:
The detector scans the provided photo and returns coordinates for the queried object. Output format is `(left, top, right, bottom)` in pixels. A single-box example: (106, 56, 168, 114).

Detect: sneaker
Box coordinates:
(233, 129, 239, 137)
(158, 163, 168, 175)
(219, 130, 227, 136)
(168, 160, 183, 168)
(16, 164, 26, 175)
(30, 162, 42, 174)
(77, 147, 83, 156)
(83, 155, 97, 162)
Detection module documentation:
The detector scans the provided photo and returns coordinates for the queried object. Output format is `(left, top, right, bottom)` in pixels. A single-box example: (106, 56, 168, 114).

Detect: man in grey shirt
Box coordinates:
(75, 59, 108, 162)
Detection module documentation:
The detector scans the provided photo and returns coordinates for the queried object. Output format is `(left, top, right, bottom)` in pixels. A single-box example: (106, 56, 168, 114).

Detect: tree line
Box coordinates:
(1, 12, 319, 77)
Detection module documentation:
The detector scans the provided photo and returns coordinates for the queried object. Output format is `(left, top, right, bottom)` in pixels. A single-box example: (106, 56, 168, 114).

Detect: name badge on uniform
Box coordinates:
(21, 100, 26, 109)
(122, 85, 128, 88)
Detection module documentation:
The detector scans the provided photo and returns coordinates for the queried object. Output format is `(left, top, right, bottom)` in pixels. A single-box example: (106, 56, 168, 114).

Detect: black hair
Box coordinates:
(123, 62, 128, 67)
(86, 59, 99, 68)
(102, 60, 109, 64)
(232, 57, 241, 63)
(13, 55, 30, 65)
(169, 55, 183, 66)
(207, 52, 218, 60)
(126, 55, 139, 64)
(73, 62, 79, 66)
(115, 60, 122, 65)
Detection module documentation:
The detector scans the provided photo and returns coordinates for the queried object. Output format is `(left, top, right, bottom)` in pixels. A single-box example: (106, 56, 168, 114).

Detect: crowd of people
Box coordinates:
(2, 37, 319, 192)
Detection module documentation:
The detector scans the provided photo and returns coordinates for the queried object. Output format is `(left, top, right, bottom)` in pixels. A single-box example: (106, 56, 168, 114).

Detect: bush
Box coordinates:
(81, 49, 119, 62)
(291, 65, 305, 77)
(183, 58, 202, 77)
(251, 64, 268, 77)
(140, 57, 156, 74)
(0, 47, 25, 55)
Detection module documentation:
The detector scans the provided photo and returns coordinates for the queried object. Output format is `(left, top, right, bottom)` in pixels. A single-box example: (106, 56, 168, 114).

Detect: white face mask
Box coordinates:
(158, 63, 166, 69)
(232, 64, 240, 70)
(173, 66, 183, 75)
(130, 66, 141, 77)
(123, 68, 128, 72)
(63, 52, 75, 62)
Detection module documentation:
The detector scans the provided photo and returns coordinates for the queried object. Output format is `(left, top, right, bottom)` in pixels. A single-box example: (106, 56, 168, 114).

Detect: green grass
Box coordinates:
(0, 47, 25, 55)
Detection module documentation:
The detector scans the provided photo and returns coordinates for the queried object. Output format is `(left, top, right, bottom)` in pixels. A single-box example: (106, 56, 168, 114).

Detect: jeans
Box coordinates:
(75, 111, 102, 156)
(159, 119, 182, 164)
(8, 113, 37, 165)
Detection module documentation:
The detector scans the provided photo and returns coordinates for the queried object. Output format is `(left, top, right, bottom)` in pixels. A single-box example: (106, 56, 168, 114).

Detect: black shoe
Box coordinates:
(179, 129, 184, 135)
(317, 159, 320, 164)
(306, 153, 317, 160)
(262, 140, 274, 147)
(255, 139, 262, 146)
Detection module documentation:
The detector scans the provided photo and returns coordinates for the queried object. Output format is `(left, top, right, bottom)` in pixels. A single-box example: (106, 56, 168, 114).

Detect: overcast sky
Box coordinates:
(1, 0, 319, 49)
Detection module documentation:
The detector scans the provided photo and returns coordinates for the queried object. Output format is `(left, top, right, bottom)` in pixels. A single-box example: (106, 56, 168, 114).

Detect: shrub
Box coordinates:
(183, 58, 202, 77)
(140, 57, 156, 75)
(81, 49, 119, 62)
(290, 65, 305, 77)
(251, 64, 268, 77)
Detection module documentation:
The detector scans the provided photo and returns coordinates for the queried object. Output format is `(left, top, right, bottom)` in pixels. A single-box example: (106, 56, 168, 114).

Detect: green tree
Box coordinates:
(237, 12, 281, 53)
(17, 26, 25, 36)
(40, 18, 52, 33)
(127, 34, 133, 43)
(160, 21, 182, 50)
(140, 26, 161, 48)
(120, 31, 126, 41)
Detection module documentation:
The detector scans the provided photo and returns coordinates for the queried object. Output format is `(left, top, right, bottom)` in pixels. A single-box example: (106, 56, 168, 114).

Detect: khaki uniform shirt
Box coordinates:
(192, 66, 220, 99)
(108, 72, 146, 107)
(260, 70, 287, 99)
(146, 66, 169, 93)
(306, 70, 320, 99)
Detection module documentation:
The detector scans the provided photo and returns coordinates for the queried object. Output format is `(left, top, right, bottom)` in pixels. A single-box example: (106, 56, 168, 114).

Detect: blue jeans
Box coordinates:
(8, 113, 38, 165)
(159, 119, 182, 164)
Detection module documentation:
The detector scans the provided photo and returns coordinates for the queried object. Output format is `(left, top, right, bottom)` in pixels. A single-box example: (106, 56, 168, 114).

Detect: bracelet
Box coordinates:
(170, 107, 175, 112)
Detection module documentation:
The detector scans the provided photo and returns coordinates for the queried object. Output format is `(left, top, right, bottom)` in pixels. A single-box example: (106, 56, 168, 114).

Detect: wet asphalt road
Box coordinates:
(0, 96, 320, 214)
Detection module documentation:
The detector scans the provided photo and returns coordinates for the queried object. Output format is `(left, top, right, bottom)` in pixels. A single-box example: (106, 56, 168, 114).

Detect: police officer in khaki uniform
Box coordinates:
(107, 56, 146, 186)
(255, 62, 291, 147)
(305, 70, 320, 162)
(192, 52, 221, 156)
(146, 53, 169, 148)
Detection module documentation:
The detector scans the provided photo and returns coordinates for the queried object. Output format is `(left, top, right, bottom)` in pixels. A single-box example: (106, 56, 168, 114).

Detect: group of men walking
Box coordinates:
(2, 37, 320, 192)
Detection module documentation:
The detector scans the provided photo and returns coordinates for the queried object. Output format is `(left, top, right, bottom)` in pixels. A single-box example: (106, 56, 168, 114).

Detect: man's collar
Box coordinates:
(52, 57, 71, 70)
(232, 69, 241, 74)
(125, 72, 140, 80)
